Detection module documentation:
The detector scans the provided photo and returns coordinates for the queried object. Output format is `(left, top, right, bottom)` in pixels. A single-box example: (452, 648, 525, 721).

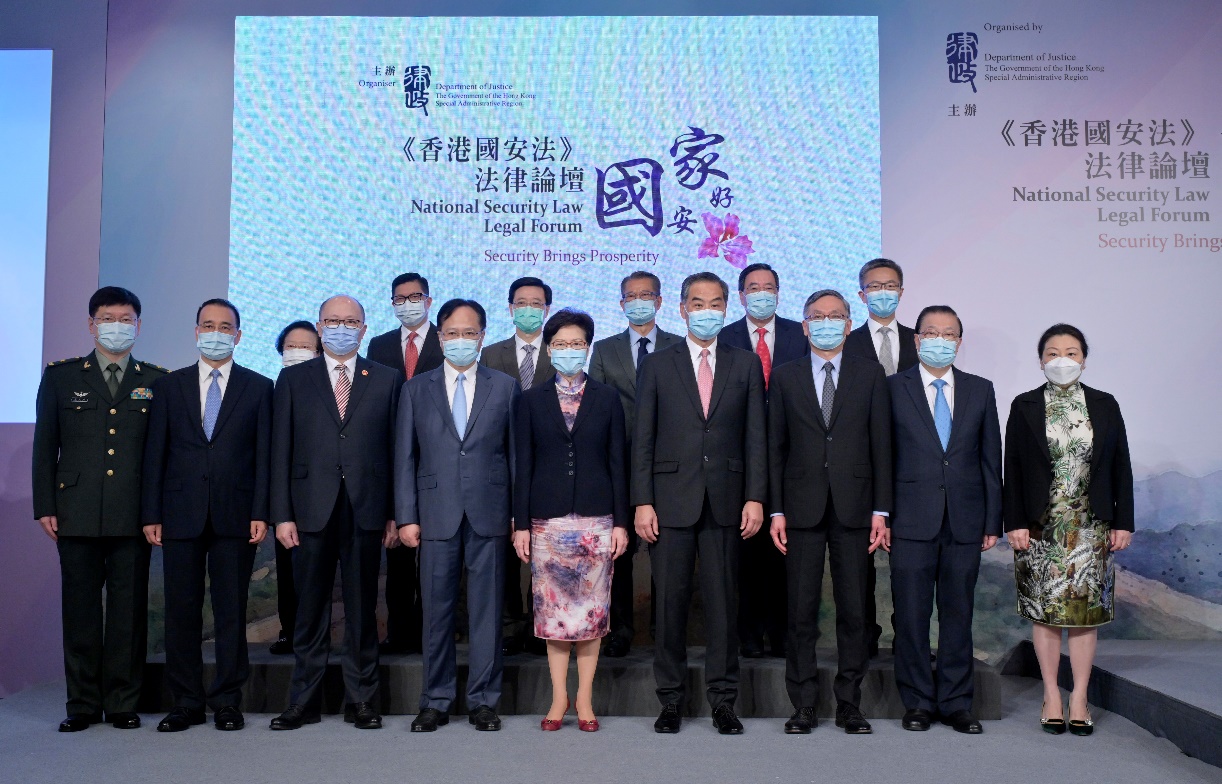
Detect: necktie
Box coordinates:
(697, 349, 713, 418)
(105, 363, 121, 398)
(203, 368, 222, 440)
(404, 331, 419, 380)
(452, 372, 468, 438)
(821, 361, 835, 428)
(636, 336, 651, 368)
(933, 378, 952, 450)
(334, 364, 351, 419)
(755, 327, 772, 388)
(519, 344, 536, 390)
(877, 326, 896, 376)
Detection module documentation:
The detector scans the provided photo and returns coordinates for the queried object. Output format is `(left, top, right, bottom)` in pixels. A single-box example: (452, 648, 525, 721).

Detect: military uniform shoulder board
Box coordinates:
(142, 362, 170, 373)
(47, 357, 81, 367)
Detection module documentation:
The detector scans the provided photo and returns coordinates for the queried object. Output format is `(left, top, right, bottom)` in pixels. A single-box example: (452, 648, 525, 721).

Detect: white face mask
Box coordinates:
(1043, 356, 1083, 386)
(282, 348, 316, 367)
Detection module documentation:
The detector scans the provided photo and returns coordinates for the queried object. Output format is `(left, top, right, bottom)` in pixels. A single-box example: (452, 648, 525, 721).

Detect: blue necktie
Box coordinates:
(203, 368, 222, 440)
(932, 378, 951, 451)
(452, 372, 468, 439)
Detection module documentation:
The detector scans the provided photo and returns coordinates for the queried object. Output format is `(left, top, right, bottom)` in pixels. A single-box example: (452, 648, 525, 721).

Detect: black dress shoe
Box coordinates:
(712, 704, 744, 735)
(59, 713, 103, 732)
(603, 636, 630, 658)
(740, 638, 766, 659)
(784, 707, 816, 734)
(902, 708, 932, 731)
(410, 707, 449, 732)
(834, 702, 872, 734)
(157, 707, 206, 732)
(468, 705, 502, 731)
(108, 712, 141, 730)
(270, 704, 320, 730)
(941, 709, 983, 734)
(269, 632, 293, 655)
(214, 706, 245, 731)
(349, 702, 382, 729)
(654, 703, 681, 734)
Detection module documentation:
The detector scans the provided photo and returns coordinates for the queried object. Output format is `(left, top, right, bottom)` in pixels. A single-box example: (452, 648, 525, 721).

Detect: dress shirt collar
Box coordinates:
(443, 358, 477, 384)
(324, 352, 356, 378)
(93, 349, 130, 372)
(747, 316, 775, 335)
(868, 316, 899, 337)
(197, 358, 233, 382)
(919, 363, 955, 389)
(630, 324, 658, 347)
(811, 350, 843, 376)
(400, 323, 427, 343)
(686, 335, 718, 361)
(514, 331, 542, 356)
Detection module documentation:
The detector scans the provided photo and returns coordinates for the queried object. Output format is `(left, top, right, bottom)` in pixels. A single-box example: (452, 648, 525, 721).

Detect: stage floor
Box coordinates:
(1, 675, 1216, 784)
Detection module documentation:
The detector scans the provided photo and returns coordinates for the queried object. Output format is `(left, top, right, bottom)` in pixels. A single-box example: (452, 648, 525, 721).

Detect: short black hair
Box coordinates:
(680, 271, 729, 302)
(196, 298, 241, 329)
(1038, 323, 1089, 358)
(858, 258, 904, 289)
(803, 289, 851, 316)
(391, 272, 429, 296)
(88, 286, 141, 318)
(915, 305, 964, 336)
(275, 320, 321, 354)
(508, 277, 552, 305)
(620, 271, 661, 298)
(738, 262, 779, 291)
(543, 308, 594, 345)
(437, 298, 487, 331)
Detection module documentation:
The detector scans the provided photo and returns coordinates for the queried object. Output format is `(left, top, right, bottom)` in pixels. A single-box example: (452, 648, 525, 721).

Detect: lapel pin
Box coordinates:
(361, 369, 369, 376)
(83, 361, 91, 369)
(134, 364, 141, 372)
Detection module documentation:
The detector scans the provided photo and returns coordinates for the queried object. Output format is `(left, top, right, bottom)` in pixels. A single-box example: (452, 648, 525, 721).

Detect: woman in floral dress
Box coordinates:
(1004, 324, 1134, 735)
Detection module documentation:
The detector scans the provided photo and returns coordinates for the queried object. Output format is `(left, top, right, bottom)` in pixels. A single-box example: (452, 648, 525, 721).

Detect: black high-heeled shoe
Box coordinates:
(1041, 701, 1066, 735)
(1068, 714, 1094, 736)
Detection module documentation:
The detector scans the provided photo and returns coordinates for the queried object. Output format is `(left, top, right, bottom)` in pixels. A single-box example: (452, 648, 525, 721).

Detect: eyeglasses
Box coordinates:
(512, 300, 546, 309)
(441, 330, 483, 341)
(550, 341, 588, 350)
(621, 291, 659, 302)
(198, 323, 237, 334)
(918, 329, 961, 341)
(742, 283, 778, 294)
(863, 282, 901, 292)
(392, 293, 428, 305)
(93, 316, 137, 326)
(804, 315, 848, 323)
(321, 318, 363, 329)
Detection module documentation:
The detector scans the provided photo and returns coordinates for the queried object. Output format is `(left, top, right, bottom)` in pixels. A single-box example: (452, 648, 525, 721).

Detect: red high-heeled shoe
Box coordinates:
(541, 699, 570, 731)
(577, 717, 600, 732)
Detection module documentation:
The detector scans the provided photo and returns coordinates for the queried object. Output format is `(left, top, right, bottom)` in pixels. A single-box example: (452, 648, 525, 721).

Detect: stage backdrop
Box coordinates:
(4, 0, 1221, 694)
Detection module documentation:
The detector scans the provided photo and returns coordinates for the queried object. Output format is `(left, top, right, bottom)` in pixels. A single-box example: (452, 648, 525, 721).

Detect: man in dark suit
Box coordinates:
(269, 295, 401, 731)
(888, 305, 1001, 734)
(33, 286, 167, 732)
(633, 272, 767, 735)
(588, 270, 681, 657)
(141, 298, 273, 732)
(720, 262, 808, 660)
(366, 272, 444, 656)
(479, 277, 554, 655)
(768, 289, 891, 735)
(395, 299, 519, 733)
(844, 258, 917, 657)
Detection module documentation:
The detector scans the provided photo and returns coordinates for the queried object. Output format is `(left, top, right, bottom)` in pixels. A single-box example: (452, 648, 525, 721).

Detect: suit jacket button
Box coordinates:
(460, 450, 466, 456)
(109, 428, 116, 435)
(824, 462, 829, 468)
(340, 434, 347, 439)
(208, 444, 214, 449)
(939, 485, 945, 491)
(110, 408, 117, 415)
(826, 435, 832, 441)
(106, 469, 114, 476)
(568, 470, 574, 476)
(943, 460, 949, 466)
(107, 448, 115, 455)
(703, 456, 709, 462)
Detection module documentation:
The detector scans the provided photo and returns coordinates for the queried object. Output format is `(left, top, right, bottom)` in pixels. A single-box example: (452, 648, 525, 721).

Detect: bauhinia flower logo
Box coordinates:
(697, 212, 755, 269)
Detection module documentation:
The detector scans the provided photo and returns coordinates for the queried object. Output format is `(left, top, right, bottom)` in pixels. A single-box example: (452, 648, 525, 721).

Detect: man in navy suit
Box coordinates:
(395, 299, 519, 733)
(367, 272, 444, 656)
(269, 295, 401, 731)
(887, 305, 1001, 734)
(142, 298, 273, 733)
(720, 262, 807, 659)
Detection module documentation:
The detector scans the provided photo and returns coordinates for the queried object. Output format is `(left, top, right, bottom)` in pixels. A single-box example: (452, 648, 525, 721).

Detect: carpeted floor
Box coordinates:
(0, 675, 1217, 784)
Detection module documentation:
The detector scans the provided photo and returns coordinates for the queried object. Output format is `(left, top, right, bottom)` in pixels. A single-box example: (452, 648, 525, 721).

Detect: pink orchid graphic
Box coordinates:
(697, 212, 755, 269)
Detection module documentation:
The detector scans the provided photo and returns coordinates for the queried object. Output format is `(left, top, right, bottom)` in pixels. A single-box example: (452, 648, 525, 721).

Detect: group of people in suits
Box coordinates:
(32, 257, 1133, 737)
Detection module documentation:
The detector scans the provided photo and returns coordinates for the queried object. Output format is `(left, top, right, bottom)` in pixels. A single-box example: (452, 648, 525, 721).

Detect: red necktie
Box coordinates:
(404, 331, 419, 379)
(755, 327, 772, 388)
(334, 364, 351, 419)
(697, 349, 713, 418)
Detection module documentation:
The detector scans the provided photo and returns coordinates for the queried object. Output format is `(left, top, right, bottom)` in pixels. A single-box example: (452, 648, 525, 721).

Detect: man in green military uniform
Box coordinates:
(32, 286, 167, 731)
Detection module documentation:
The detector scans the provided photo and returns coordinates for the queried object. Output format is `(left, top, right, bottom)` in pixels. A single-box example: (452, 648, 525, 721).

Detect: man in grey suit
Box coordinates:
(588, 270, 682, 657)
(396, 298, 519, 733)
(479, 276, 554, 655)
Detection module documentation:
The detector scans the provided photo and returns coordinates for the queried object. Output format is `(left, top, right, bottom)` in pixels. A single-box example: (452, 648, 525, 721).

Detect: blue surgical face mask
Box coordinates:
(442, 338, 480, 368)
(686, 309, 725, 341)
(321, 324, 362, 356)
(394, 300, 428, 328)
(865, 289, 900, 318)
(96, 322, 137, 353)
(806, 318, 847, 350)
(918, 337, 958, 368)
(196, 331, 235, 361)
(623, 299, 657, 326)
(512, 306, 545, 334)
(550, 349, 587, 376)
(744, 291, 778, 321)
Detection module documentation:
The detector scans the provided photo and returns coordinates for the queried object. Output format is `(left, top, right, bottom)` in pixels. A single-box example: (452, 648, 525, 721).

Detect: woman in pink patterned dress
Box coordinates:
(512, 309, 629, 732)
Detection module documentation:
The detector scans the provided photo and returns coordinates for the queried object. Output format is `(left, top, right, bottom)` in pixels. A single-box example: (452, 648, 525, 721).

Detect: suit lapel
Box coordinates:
(310, 358, 343, 428)
(897, 324, 919, 370)
(904, 368, 942, 449)
(182, 367, 208, 441)
(672, 345, 705, 420)
(429, 370, 462, 440)
(1083, 385, 1109, 475)
(461, 365, 495, 438)
(795, 356, 825, 431)
(614, 331, 637, 388)
(947, 371, 968, 451)
(418, 323, 443, 370)
(705, 343, 734, 420)
(115, 358, 146, 401)
(542, 380, 571, 436)
(211, 364, 248, 439)
(341, 357, 373, 425)
(859, 325, 881, 362)
(827, 355, 854, 430)
(81, 353, 114, 402)
(1020, 388, 1052, 467)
